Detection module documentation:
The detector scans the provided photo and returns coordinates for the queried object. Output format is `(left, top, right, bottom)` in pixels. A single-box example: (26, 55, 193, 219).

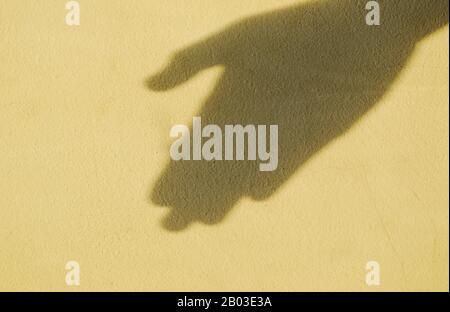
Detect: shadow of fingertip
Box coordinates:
(162, 213, 190, 232)
(145, 75, 172, 92)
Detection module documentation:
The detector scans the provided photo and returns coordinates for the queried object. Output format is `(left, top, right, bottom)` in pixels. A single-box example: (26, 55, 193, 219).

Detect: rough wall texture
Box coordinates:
(0, 0, 448, 291)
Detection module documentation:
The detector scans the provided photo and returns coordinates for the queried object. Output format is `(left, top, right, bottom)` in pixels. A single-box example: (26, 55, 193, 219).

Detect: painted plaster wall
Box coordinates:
(0, 0, 448, 291)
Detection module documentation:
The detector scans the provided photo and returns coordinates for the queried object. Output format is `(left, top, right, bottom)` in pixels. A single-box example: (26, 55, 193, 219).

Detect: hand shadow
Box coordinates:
(147, 0, 448, 231)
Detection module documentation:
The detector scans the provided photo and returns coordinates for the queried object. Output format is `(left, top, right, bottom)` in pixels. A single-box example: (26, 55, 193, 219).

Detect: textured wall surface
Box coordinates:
(0, 0, 448, 291)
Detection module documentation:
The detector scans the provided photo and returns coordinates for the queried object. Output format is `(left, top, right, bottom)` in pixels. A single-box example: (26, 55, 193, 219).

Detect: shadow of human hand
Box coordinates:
(147, 0, 448, 231)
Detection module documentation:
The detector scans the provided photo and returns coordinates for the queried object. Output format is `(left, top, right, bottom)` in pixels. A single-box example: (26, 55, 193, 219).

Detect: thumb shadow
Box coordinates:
(147, 0, 449, 231)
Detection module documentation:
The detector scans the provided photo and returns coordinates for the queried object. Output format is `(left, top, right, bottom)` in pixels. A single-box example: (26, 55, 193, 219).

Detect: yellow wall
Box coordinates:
(0, 0, 448, 291)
